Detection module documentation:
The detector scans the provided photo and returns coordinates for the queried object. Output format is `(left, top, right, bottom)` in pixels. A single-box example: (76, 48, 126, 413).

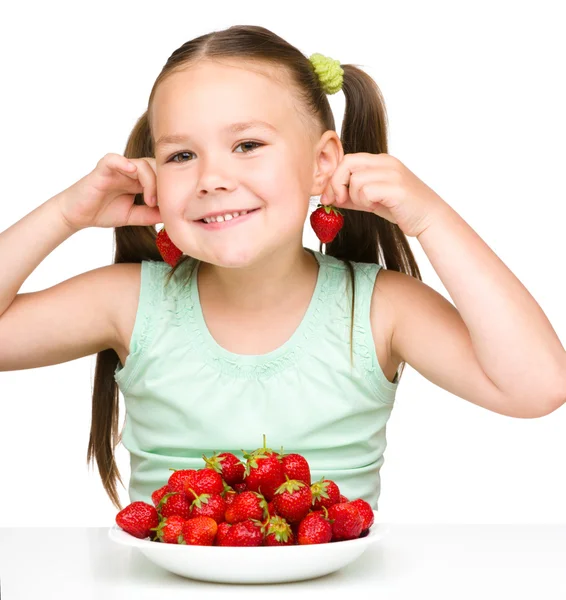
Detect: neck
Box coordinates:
(196, 246, 319, 314)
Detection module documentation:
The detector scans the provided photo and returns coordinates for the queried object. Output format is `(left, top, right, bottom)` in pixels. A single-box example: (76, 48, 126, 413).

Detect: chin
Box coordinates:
(196, 247, 261, 269)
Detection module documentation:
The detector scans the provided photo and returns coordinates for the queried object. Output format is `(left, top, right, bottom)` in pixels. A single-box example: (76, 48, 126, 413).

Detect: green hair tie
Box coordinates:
(308, 53, 344, 95)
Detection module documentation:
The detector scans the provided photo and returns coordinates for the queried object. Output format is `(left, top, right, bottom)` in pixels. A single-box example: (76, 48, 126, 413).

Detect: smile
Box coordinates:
(196, 208, 261, 230)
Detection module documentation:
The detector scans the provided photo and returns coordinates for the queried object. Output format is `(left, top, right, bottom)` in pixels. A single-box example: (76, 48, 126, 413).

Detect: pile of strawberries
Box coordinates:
(116, 436, 374, 546)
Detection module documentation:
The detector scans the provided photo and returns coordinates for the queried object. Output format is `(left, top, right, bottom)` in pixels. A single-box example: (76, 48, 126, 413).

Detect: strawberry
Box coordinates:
(181, 516, 218, 546)
(155, 227, 182, 267)
(311, 477, 341, 511)
(216, 521, 232, 545)
(223, 487, 238, 507)
(203, 451, 245, 486)
(157, 491, 192, 520)
(327, 502, 363, 541)
(225, 490, 269, 524)
(273, 477, 313, 524)
(218, 519, 263, 547)
(184, 468, 224, 498)
(151, 514, 186, 544)
(349, 498, 374, 530)
(233, 482, 247, 493)
(339, 494, 350, 503)
(242, 439, 286, 501)
(167, 468, 197, 494)
(280, 452, 311, 486)
(263, 515, 295, 546)
(116, 501, 159, 539)
(151, 484, 170, 508)
(189, 492, 227, 524)
(297, 511, 333, 545)
(310, 204, 344, 243)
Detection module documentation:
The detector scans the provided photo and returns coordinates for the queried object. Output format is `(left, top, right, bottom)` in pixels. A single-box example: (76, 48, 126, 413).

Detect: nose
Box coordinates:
(196, 158, 236, 196)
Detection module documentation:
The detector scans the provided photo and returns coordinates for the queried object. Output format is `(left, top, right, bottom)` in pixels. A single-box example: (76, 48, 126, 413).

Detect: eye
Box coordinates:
(234, 141, 263, 154)
(166, 141, 264, 163)
(168, 151, 193, 164)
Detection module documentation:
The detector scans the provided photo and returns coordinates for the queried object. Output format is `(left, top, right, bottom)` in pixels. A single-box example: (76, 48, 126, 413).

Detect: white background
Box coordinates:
(0, 0, 564, 527)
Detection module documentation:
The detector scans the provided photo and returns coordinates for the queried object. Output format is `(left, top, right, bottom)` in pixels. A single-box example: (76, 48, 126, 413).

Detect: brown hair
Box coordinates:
(88, 25, 423, 510)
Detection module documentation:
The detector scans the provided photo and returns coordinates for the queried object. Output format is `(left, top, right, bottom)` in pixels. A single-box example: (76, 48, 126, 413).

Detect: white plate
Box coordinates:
(108, 511, 388, 584)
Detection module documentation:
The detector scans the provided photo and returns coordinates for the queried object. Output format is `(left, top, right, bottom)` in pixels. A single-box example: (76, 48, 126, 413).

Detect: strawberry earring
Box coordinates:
(154, 197, 183, 267)
(310, 200, 344, 252)
(156, 226, 183, 267)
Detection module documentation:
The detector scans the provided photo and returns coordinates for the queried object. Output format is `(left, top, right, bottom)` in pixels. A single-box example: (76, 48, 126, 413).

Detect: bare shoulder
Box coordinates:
(371, 268, 430, 372)
(369, 267, 404, 384)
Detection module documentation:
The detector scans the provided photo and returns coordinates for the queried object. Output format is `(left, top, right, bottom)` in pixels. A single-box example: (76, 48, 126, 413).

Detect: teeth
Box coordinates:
(204, 210, 249, 224)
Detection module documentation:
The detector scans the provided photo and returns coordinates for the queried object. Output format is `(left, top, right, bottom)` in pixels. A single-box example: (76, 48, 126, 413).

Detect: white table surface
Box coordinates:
(0, 524, 564, 599)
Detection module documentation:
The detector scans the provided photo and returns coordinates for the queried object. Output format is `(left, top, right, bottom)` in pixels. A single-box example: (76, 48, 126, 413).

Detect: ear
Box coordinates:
(310, 130, 344, 196)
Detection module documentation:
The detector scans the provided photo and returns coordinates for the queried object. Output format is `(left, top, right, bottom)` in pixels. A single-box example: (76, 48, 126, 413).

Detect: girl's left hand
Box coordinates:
(320, 152, 448, 238)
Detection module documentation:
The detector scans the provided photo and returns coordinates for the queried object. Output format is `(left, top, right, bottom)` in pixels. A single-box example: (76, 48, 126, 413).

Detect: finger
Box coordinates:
(101, 153, 139, 180)
(347, 169, 388, 208)
(328, 153, 379, 204)
(128, 158, 158, 207)
(141, 157, 157, 176)
(127, 204, 162, 227)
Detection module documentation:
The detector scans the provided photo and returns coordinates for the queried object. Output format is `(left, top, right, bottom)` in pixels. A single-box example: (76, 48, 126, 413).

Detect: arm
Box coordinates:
(383, 201, 566, 418)
(0, 194, 77, 316)
(0, 193, 131, 371)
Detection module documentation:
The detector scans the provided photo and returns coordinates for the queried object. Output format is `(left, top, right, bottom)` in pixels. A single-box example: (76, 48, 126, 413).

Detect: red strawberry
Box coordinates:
(273, 477, 313, 524)
(216, 521, 232, 545)
(218, 519, 263, 547)
(225, 490, 268, 524)
(184, 468, 224, 499)
(151, 514, 186, 544)
(242, 441, 286, 502)
(181, 516, 218, 546)
(311, 477, 341, 510)
(203, 451, 245, 486)
(116, 501, 159, 539)
(157, 491, 192, 520)
(151, 484, 170, 508)
(327, 502, 363, 541)
(189, 492, 227, 524)
(233, 482, 247, 493)
(280, 452, 311, 486)
(339, 494, 350, 503)
(297, 511, 333, 545)
(310, 204, 344, 243)
(167, 468, 197, 494)
(155, 227, 182, 267)
(349, 498, 375, 530)
(223, 488, 238, 507)
(263, 515, 295, 546)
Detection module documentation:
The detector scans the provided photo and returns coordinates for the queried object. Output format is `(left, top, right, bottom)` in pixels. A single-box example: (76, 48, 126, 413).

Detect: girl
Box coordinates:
(0, 25, 564, 514)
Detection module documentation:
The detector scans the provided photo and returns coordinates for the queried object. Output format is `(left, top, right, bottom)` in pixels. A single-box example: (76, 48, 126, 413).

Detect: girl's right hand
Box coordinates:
(56, 153, 162, 231)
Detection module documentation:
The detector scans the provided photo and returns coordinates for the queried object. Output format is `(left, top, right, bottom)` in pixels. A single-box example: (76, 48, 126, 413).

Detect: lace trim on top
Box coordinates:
(163, 250, 334, 379)
(344, 262, 399, 399)
(114, 260, 165, 390)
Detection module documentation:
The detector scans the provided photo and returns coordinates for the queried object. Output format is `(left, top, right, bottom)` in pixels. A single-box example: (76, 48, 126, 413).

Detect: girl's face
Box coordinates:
(151, 59, 322, 268)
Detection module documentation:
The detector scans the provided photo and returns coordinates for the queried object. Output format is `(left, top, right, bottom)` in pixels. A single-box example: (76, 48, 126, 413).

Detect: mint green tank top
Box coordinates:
(114, 248, 399, 510)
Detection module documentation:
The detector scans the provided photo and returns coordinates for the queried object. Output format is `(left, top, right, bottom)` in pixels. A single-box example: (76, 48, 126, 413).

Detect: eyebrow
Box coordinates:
(155, 120, 277, 149)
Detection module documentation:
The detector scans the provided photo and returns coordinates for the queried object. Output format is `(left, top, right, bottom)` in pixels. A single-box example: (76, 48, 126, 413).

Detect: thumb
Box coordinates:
(128, 205, 162, 226)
